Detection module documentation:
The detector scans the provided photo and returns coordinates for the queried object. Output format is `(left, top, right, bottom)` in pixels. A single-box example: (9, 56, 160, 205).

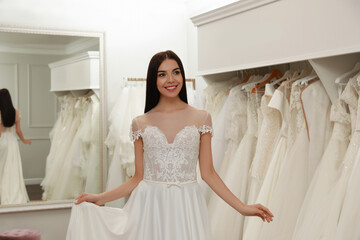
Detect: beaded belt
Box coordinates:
(143, 179, 197, 188)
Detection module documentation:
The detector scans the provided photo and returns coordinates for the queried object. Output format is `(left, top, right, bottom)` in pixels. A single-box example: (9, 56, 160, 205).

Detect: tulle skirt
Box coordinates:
(66, 180, 211, 240)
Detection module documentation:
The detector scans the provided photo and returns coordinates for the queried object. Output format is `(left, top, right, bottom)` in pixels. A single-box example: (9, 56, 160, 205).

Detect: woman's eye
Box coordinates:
(158, 73, 165, 77)
(174, 70, 180, 75)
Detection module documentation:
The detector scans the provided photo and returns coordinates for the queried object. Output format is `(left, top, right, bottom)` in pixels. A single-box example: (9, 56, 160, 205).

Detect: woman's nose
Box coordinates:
(167, 75, 175, 83)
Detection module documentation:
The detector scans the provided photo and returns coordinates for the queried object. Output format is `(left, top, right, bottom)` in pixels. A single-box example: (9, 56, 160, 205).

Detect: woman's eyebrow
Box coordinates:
(158, 67, 180, 73)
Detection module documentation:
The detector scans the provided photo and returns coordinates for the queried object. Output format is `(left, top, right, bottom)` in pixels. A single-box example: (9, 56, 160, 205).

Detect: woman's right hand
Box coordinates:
(75, 193, 102, 205)
(23, 139, 31, 145)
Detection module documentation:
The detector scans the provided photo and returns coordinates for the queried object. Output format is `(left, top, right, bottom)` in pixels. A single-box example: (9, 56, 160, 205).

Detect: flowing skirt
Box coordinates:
(66, 180, 211, 240)
(0, 130, 29, 204)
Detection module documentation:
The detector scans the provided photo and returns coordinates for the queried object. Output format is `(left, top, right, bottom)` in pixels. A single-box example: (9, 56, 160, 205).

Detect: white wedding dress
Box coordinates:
(243, 82, 292, 240)
(336, 77, 360, 240)
(247, 84, 281, 206)
(294, 76, 359, 240)
(0, 110, 29, 204)
(208, 84, 261, 240)
(292, 98, 351, 239)
(258, 80, 332, 240)
(66, 107, 213, 240)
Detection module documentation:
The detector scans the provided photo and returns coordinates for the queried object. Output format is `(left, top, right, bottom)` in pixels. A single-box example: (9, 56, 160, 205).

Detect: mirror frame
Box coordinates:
(0, 24, 107, 213)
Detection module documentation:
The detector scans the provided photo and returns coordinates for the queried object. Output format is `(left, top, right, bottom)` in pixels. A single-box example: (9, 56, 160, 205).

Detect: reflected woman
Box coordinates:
(0, 88, 31, 205)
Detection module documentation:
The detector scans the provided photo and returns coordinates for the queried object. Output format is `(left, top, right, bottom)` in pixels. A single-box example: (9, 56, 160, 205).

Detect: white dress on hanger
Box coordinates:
(42, 96, 81, 200)
(292, 76, 359, 240)
(217, 84, 248, 179)
(243, 82, 292, 240)
(51, 98, 89, 200)
(208, 84, 261, 240)
(105, 84, 146, 207)
(292, 99, 351, 239)
(0, 110, 29, 204)
(66, 108, 213, 240)
(200, 83, 248, 201)
(336, 92, 360, 239)
(246, 84, 281, 206)
(258, 80, 332, 240)
(84, 96, 101, 194)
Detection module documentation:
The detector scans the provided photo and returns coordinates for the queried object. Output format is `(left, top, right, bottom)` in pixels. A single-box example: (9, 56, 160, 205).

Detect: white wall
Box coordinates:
(0, 0, 193, 238)
(0, 52, 64, 182)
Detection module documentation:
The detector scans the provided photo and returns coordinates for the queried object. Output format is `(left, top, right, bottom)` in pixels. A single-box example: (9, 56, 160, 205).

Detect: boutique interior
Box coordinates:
(0, 0, 359, 239)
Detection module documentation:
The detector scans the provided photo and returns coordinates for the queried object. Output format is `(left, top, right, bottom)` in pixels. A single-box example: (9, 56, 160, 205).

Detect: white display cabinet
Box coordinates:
(49, 51, 99, 95)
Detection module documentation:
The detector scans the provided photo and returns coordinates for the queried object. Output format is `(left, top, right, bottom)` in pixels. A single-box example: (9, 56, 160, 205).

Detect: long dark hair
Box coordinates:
(0, 88, 16, 127)
(144, 50, 188, 113)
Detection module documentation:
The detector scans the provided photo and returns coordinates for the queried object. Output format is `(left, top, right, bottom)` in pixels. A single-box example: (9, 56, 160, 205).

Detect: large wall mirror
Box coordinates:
(0, 26, 105, 212)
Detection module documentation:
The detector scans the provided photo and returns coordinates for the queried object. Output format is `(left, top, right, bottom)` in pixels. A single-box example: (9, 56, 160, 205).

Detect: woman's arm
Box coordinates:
(15, 110, 31, 144)
(76, 137, 144, 205)
(199, 133, 273, 222)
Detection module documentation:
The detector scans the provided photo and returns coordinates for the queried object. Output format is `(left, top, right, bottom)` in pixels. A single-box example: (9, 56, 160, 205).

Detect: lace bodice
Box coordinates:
(129, 109, 213, 183)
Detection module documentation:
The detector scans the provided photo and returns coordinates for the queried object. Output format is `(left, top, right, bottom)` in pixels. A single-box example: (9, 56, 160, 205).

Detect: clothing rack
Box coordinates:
(127, 77, 196, 90)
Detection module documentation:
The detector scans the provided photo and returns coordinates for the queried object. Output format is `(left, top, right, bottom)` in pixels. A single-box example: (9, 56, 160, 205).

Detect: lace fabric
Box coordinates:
(129, 108, 213, 183)
(250, 84, 281, 181)
(340, 77, 360, 134)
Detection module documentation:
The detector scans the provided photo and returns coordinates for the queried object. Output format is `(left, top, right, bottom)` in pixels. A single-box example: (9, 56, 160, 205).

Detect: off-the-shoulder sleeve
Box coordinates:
(129, 117, 142, 142)
(198, 111, 213, 137)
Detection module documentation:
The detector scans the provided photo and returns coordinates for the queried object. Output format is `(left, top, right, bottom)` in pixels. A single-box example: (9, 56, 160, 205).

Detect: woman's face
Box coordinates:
(156, 59, 183, 99)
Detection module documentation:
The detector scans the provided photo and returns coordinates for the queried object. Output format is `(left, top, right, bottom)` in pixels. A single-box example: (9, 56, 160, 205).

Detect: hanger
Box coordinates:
(270, 70, 293, 87)
(294, 70, 318, 86)
(251, 69, 282, 93)
(240, 72, 253, 84)
(335, 62, 360, 84)
(242, 73, 268, 90)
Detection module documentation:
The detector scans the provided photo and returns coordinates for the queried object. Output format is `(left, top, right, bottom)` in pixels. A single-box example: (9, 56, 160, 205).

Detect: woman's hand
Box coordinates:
(240, 203, 274, 223)
(75, 193, 103, 205)
(23, 139, 31, 145)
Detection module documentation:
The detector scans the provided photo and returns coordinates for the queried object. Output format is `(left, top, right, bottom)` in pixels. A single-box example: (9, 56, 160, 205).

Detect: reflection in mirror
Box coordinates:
(0, 31, 101, 207)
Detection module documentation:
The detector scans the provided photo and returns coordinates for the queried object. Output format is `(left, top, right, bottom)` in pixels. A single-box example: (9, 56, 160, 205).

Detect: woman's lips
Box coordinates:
(165, 85, 177, 91)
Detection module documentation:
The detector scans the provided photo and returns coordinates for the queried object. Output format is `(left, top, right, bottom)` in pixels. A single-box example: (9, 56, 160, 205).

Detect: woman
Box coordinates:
(66, 50, 273, 239)
(0, 88, 31, 205)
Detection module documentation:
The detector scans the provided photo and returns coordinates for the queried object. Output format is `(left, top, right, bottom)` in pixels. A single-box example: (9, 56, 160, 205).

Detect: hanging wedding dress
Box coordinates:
(246, 84, 281, 206)
(43, 96, 68, 191)
(0, 110, 29, 204)
(42, 96, 76, 199)
(258, 80, 332, 240)
(66, 107, 213, 240)
(105, 83, 146, 207)
(199, 77, 240, 201)
(42, 94, 100, 201)
(84, 95, 101, 194)
(336, 86, 360, 239)
(208, 84, 261, 240)
(203, 78, 240, 173)
(292, 76, 359, 239)
(218, 84, 248, 178)
(51, 98, 89, 200)
(243, 81, 292, 240)
(292, 99, 351, 239)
